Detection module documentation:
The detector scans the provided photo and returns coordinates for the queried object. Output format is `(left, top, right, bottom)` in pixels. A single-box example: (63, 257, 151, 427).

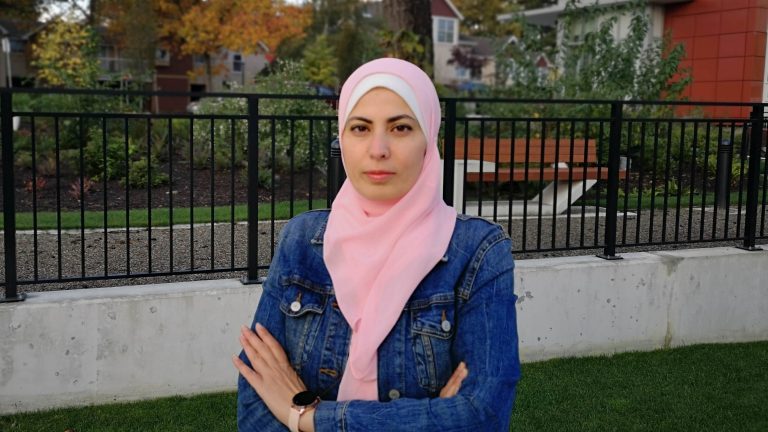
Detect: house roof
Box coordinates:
(363, 0, 464, 22)
(432, 0, 464, 20)
(0, 19, 50, 40)
(498, 0, 691, 26)
(458, 35, 495, 57)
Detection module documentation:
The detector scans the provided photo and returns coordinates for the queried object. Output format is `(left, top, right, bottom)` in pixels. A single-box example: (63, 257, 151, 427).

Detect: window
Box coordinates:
(233, 53, 243, 72)
(190, 84, 206, 102)
(437, 18, 454, 44)
(155, 48, 170, 66)
(456, 66, 467, 78)
(10, 39, 25, 53)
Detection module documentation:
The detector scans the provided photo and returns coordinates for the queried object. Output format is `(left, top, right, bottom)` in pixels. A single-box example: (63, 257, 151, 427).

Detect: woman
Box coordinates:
(233, 58, 520, 431)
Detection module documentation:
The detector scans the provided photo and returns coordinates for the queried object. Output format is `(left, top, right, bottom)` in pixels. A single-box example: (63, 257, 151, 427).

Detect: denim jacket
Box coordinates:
(237, 210, 520, 431)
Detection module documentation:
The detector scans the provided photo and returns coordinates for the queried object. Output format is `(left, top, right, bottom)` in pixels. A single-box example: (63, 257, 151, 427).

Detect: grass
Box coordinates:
(583, 189, 749, 211)
(1, 341, 766, 431)
(0, 200, 328, 231)
(1, 189, 751, 231)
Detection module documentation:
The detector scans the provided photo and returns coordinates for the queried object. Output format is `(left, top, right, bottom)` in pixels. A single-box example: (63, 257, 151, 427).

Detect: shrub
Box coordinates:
(121, 156, 169, 189)
(195, 60, 336, 178)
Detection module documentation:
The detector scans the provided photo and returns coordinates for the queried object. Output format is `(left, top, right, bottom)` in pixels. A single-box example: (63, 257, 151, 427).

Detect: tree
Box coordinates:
(97, 0, 159, 84)
(451, 0, 517, 37)
(0, 0, 41, 22)
(495, 0, 690, 102)
(382, 0, 433, 75)
(379, 29, 429, 75)
(31, 16, 100, 87)
(176, 0, 310, 90)
(303, 34, 337, 88)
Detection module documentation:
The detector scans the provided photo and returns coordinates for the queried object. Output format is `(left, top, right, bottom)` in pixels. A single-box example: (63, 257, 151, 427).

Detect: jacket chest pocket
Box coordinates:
(279, 276, 329, 370)
(410, 297, 456, 395)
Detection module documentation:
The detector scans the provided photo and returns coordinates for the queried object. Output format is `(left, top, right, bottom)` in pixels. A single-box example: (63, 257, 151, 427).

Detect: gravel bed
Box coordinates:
(1, 206, 766, 295)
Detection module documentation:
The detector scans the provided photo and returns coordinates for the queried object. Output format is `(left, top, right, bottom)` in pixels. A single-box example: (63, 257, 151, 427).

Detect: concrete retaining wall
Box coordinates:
(1, 246, 766, 414)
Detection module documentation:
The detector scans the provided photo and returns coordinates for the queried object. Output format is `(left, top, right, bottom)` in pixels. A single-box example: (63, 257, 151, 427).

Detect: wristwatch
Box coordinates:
(288, 390, 320, 432)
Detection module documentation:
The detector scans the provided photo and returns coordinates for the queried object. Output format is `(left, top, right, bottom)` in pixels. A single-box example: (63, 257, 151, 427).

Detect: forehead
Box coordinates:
(348, 88, 414, 117)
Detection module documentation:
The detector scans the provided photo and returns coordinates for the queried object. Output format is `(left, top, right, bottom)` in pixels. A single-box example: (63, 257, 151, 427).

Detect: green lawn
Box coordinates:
(583, 189, 749, 211)
(1, 341, 766, 431)
(1, 189, 750, 231)
(0, 200, 328, 231)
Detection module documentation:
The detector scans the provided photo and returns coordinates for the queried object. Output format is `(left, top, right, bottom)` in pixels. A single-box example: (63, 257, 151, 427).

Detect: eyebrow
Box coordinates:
(347, 114, 416, 124)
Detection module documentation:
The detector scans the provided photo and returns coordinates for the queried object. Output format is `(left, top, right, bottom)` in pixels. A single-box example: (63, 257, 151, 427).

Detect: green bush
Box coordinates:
(121, 156, 169, 189)
(83, 128, 138, 181)
(195, 60, 336, 179)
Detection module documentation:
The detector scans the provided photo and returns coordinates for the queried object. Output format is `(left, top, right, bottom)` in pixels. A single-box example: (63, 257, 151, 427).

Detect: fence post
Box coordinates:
(598, 102, 623, 260)
(442, 98, 457, 206)
(242, 96, 261, 284)
(715, 138, 733, 208)
(738, 104, 765, 251)
(328, 137, 345, 205)
(1, 89, 24, 302)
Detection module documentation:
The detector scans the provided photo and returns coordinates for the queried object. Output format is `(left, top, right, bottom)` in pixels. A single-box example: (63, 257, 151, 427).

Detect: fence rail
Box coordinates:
(2, 88, 766, 300)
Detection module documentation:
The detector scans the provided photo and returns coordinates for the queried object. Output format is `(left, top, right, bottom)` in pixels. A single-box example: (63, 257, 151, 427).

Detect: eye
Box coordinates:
(392, 124, 413, 133)
(349, 124, 369, 134)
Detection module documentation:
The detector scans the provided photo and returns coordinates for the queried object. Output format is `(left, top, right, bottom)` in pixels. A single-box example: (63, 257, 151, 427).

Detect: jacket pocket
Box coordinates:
(278, 275, 329, 370)
(410, 296, 455, 395)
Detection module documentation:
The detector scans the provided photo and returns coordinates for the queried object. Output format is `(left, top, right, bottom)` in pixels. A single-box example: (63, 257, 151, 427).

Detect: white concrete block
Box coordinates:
(1, 247, 766, 414)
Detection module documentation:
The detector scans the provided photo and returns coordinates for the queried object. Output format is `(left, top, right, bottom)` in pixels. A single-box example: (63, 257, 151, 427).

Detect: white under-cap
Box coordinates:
(342, 73, 427, 140)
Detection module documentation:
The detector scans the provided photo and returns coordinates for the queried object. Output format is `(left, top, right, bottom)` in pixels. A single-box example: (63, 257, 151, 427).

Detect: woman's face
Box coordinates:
(341, 88, 427, 202)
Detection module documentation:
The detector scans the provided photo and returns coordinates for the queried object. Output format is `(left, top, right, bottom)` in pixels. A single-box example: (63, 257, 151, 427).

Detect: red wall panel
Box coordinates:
(665, 0, 768, 116)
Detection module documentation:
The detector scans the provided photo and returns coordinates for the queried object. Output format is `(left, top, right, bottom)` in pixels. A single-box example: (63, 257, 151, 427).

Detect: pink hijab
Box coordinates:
(324, 58, 457, 401)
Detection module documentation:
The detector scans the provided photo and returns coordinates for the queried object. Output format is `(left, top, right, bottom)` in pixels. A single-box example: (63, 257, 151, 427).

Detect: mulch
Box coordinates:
(7, 164, 325, 213)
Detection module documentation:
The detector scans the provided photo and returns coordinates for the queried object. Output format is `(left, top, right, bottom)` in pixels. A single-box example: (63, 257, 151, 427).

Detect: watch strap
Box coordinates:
(288, 406, 302, 432)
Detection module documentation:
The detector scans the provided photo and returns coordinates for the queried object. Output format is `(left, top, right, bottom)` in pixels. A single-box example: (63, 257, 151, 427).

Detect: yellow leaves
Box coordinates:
(177, 0, 310, 57)
(31, 18, 100, 87)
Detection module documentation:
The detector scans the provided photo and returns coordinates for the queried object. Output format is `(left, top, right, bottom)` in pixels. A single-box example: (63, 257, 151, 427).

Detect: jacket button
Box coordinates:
(441, 320, 452, 332)
(290, 301, 301, 312)
(388, 389, 400, 400)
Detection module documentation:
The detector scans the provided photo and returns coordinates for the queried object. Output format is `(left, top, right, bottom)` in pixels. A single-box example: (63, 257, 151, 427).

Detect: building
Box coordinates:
(363, 0, 483, 87)
(503, 0, 768, 117)
(0, 19, 48, 88)
(0, 18, 272, 112)
(431, 0, 467, 85)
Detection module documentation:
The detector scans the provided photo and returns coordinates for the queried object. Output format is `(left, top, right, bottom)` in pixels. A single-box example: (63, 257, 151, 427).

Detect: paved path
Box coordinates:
(1, 207, 766, 294)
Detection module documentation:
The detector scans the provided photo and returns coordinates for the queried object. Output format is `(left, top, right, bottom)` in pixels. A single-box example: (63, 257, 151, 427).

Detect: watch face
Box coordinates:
(293, 390, 318, 407)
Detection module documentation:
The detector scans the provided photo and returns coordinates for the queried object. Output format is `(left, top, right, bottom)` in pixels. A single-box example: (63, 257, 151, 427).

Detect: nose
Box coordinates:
(368, 132, 390, 160)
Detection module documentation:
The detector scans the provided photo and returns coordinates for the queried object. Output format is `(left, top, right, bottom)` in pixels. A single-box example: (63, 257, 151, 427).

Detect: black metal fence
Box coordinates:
(2, 88, 766, 300)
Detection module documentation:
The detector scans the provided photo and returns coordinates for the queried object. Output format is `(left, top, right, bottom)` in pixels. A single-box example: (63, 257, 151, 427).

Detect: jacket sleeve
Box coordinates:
(237, 278, 290, 432)
(312, 234, 520, 432)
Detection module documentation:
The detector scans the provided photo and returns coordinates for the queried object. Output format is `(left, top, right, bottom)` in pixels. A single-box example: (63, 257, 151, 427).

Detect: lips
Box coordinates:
(364, 170, 395, 182)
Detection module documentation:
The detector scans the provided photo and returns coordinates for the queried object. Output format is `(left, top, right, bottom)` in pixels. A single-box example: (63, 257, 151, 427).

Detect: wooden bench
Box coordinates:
(445, 137, 627, 216)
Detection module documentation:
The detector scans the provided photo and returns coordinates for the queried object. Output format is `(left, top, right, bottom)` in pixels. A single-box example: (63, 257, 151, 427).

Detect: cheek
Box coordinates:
(341, 141, 362, 172)
(405, 140, 427, 177)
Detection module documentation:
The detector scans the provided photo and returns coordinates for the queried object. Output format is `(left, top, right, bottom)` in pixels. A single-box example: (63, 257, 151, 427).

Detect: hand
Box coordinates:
(233, 323, 307, 426)
(439, 361, 468, 398)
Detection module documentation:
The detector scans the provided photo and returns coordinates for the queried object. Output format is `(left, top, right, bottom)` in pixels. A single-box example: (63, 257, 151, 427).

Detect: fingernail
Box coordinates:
(255, 322, 264, 331)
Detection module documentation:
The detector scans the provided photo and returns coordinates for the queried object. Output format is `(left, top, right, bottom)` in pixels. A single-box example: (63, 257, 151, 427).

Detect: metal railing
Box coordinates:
(2, 88, 766, 300)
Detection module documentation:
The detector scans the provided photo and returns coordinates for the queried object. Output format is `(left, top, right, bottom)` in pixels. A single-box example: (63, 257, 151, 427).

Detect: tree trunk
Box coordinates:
(205, 53, 213, 92)
(382, 0, 433, 76)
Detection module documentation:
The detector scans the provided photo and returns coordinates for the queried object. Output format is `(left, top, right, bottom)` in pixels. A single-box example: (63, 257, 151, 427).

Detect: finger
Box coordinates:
(254, 323, 290, 366)
(239, 333, 264, 370)
(440, 364, 463, 398)
(440, 362, 468, 398)
(232, 354, 263, 391)
(241, 325, 278, 366)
